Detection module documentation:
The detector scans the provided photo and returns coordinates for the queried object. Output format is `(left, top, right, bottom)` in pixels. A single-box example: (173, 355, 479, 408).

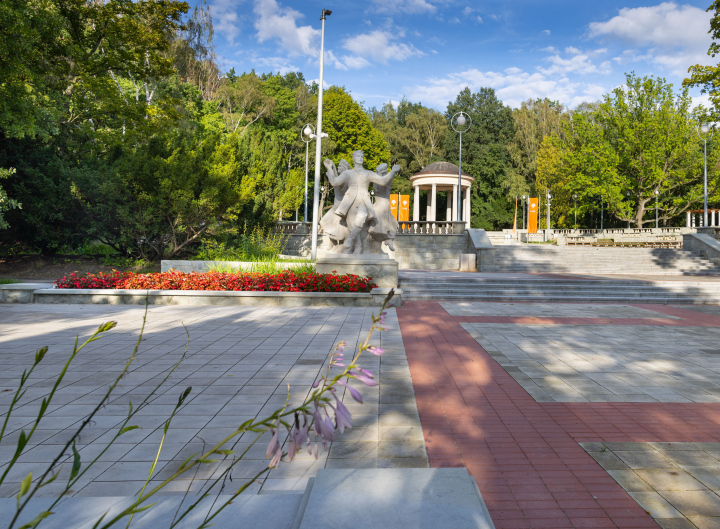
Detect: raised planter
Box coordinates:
(0, 284, 401, 307)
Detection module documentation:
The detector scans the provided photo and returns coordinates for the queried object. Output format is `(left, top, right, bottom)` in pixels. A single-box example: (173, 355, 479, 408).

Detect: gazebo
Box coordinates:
(409, 162, 474, 223)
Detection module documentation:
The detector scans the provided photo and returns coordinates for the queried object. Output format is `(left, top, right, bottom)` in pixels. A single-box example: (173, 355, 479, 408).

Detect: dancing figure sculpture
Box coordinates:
(321, 150, 400, 255)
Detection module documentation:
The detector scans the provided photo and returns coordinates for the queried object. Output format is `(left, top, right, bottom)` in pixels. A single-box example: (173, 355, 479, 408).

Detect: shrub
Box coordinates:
(55, 270, 376, 293)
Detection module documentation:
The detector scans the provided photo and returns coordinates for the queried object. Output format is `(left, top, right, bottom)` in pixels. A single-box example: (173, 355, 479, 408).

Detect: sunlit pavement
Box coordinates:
(398, 300, 720, 528)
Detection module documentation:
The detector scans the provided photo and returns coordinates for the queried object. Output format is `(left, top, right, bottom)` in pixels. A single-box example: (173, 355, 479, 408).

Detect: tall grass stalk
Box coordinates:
(3, 291, 395, 529)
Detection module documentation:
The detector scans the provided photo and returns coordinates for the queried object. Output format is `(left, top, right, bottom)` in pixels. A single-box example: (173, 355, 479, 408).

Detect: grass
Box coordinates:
(207, 262, 316, 274)
(0, 278, 20, 285)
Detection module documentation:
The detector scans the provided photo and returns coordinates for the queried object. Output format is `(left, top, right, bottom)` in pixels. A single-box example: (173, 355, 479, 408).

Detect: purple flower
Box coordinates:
(367, 346, 385, 356)
(265, 422, 282, 468)
(338, 380, 363, 403)
(312, 380, 320, 388)
(313, 402, 335, 446)
(331, 396, 353, 434)
(349, 370, 378, 387)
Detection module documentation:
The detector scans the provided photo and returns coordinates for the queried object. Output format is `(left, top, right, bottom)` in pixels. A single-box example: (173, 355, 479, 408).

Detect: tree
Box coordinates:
(508, 98, 570, 196)
(322, 88, 390, 172)
(539, 74, 714, 228)
(216, 73, 276, 135)
(685, 0, 720, 120)
(445, 88, 515, 230)
(398, 107, 447, 171)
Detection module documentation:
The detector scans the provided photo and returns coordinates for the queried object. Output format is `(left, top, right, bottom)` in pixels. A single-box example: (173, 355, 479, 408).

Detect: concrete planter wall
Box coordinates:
(0, 284, 400, 307)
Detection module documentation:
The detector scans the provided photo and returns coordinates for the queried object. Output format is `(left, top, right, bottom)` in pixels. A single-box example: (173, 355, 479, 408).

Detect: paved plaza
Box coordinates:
(6, 299, 720, 527)
(0, 304, 426, 500)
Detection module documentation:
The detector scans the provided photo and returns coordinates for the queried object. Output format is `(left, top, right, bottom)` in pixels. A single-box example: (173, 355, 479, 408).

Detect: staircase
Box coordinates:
(398, 275, 720, 303)
(480, 246, 720, 275)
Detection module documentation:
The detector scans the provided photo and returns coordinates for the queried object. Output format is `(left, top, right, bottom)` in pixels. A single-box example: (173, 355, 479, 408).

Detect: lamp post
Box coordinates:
(451, 111, 472, 222)
(600, 195, 604, 231)
(626, 192, 631, 228)
(310, 8, 332, 261)
(697, 123, 714, 226)
(573, 194, 577, 230)
(301, 124, 315, 222)
(521, 195, 526, 231)
(546, 191, 552, 240)
(655, 189, 660, 228)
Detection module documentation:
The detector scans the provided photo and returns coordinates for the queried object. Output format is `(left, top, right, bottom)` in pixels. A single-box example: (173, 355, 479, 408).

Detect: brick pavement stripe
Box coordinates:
(397, 300, 720, 529)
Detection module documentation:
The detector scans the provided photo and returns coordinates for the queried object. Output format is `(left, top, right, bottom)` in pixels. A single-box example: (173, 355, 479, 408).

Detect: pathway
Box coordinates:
(398, 301, 720, 529)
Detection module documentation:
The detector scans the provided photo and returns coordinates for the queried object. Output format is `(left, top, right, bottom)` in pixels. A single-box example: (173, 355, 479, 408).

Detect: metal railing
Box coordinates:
(276, 222, 312, 235)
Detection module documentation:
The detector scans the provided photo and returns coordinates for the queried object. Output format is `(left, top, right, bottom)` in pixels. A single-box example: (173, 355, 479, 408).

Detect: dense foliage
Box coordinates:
(54, 270, 377, 292)
(4, 0, 720, 253)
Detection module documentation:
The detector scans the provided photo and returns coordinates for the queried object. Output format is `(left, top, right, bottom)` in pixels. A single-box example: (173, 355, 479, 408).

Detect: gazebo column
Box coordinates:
(446, 191, 452, 221)
(463, 186, 471, 223)
(413, 185, 420, 221)
(430, 183, 437, 221)
(452, 184, 458, 221)
(687, 211, 691, 227)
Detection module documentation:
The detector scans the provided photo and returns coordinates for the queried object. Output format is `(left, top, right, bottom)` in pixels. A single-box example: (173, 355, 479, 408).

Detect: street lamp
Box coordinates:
(310, 8, 332, 261)
(546, 192, 552, 239)
(451, 111, 472, 222)
(301, 124, 315, 222)
(697, 123, 714, 227)
(521, 195, 527, 231)
(626, 192, 631, 228)
(599, 195, 604, 231)
(655, 189, 660, 228)
(573, 194, 577, 230)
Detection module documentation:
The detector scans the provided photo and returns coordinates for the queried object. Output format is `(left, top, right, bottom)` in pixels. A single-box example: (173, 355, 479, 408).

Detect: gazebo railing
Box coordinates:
(397, 221, 466, 235)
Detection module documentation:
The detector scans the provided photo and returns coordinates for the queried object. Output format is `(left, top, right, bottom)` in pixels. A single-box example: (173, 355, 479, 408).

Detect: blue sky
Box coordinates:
(198, 0, 716, 110)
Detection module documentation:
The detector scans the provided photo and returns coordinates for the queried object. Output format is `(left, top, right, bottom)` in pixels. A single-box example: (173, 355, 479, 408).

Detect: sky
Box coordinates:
(197, 0, 717, 111)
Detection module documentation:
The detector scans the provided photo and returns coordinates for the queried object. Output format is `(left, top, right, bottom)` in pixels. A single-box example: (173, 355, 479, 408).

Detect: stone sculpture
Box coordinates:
(320, 150, 400, 255)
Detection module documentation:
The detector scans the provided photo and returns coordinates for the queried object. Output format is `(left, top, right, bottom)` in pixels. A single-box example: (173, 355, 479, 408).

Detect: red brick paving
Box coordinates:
(397, 301, 720, 529)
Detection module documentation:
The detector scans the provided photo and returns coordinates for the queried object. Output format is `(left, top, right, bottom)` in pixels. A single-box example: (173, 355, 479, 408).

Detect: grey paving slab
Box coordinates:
(456, 302, 720, 402)
(298, 468, 494, 529)
(0, 303, 427, 500)
(582, 442, 720, 528)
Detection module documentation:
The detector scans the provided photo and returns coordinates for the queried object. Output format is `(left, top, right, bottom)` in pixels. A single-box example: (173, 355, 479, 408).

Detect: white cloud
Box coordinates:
(368, 0, 439, 14)
(404, 67, 606, 109)
(255, 56, 299, 75)
(588, 2, 713, 76)
(476, 16, 483, 23)
(565, 46, 582, 55)
(541, 51, 612, 76)
(254, 0, 319, 57)
(343, 30, 423, 63)
(541, 46, 559, 54)
(209, 0, 244, 43)
(542, 29, 551, 35)
(450, 17, 461, 24)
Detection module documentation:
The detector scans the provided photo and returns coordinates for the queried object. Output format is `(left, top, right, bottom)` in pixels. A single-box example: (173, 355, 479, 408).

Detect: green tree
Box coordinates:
(445, 88, 515, 230)
(685, 0, 720, 119)
(508, 98, 570, 196)
(322, 88, 391, 172)
(540, 74, 713, 228)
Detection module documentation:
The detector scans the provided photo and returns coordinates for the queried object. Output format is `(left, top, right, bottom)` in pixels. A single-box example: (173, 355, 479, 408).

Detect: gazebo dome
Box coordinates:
(416, 161, 470, 177)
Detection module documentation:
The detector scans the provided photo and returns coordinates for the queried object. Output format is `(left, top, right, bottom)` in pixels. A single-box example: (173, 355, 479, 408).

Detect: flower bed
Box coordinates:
(54, 270, 377, 293)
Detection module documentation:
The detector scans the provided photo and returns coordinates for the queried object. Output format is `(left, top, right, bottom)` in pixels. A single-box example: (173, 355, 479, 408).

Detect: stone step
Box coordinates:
(297, 468, 494, 529)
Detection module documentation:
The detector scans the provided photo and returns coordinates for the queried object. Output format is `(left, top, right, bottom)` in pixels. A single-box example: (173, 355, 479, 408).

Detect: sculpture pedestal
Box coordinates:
(316, 254, 398, 288)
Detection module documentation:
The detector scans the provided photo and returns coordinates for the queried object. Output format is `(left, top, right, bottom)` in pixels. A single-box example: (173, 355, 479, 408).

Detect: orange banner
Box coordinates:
(390, 194, 399, 220)
(399, 194, 410, 222)
(528, 198, 539, 233)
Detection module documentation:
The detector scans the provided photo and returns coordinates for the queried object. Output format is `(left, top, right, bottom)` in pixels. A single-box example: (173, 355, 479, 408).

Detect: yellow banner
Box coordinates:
(390, 194, 399, 220)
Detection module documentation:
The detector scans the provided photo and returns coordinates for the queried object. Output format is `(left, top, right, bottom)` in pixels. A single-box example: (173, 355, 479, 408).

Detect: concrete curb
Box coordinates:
(0, 284, 401, 307)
